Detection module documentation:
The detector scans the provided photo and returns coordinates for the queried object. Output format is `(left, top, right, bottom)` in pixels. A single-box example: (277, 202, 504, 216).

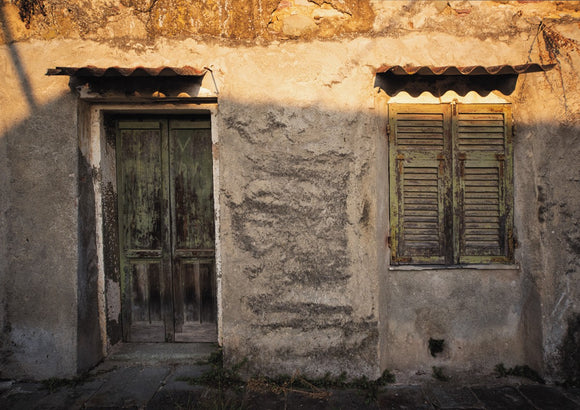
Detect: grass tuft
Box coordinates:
(494, 363, 545, 384)
(431, 366, 450, 382)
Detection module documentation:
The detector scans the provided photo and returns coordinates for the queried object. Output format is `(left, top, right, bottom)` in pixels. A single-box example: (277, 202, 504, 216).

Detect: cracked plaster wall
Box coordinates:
(0, 0, 579, 381)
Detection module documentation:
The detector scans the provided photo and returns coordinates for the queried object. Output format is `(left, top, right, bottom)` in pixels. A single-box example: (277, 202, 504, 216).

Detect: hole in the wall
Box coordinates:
(428, 337, 445, 357)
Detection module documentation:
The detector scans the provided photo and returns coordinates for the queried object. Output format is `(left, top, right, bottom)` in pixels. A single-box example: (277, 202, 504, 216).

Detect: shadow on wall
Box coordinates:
(1, 81, 580, 379)
(0, 3, 101, 378)
(0, 91, 101, 378)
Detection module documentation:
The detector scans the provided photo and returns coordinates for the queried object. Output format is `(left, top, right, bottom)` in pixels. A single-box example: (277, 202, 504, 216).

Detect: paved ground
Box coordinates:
(1, 343, 580, 409)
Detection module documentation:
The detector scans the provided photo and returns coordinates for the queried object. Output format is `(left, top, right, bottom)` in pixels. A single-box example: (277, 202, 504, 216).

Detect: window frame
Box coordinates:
(388, 102, 514, 266)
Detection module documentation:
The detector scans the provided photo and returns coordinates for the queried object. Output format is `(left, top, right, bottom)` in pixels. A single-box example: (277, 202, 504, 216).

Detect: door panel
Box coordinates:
(128, 261, 166, 341)
(173, 259, 216, 342)
(116, 116, 216, 343)
(171, 125, 215, 250)
(119, 124, 164, 251)
(170, 121, 216, 342)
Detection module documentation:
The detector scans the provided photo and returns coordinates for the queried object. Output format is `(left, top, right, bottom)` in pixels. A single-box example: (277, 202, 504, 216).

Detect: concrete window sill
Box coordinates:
(388, 264, 520, 271)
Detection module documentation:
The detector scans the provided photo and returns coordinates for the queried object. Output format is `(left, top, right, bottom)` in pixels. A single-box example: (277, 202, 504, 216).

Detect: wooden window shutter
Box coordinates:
(389, 105, 452, 264)
(454, 104, 513, 263)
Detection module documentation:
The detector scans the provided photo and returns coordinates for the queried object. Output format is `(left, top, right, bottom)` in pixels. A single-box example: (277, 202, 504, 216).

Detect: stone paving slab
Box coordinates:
(518, 384, 580, 410)
(30, 378, 106, 410)
(470, 386, 532, 410)
(242, 388, 380, 410)
(243, 390, 284, 410)
(83, 366, 170, 409)
(424, 386, 484, 409)
(0, 382, 49, 410)
(163, 363, 211, 385)
(378, 385, 432, 409)
(325, 389, 380, 409)
(3, 362, 580, 410)
(565, 388, 580, 405)
(146, 365, 211, 410)
(147, 386, 207, 410)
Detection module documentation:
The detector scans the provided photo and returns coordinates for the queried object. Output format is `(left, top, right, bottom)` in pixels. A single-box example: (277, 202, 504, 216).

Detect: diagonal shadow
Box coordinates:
(0, 3, 38, 111)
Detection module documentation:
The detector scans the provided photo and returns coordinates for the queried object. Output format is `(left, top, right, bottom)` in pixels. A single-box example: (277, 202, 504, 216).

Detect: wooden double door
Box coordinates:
(116, 115, 216, 342)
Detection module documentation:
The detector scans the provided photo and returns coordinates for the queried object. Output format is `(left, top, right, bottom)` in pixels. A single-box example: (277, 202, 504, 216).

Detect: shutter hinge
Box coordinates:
(509, 230, 519, 249)
(387, 235, 392, 248)
(451, 99, 458, 116)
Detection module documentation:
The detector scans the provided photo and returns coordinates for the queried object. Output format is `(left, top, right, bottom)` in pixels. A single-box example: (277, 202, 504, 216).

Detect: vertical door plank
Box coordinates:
(200, 261, 216, 323)
(172, 127, 215, 250)
(117, 120, 168, 342)
(131, 263, 149, 322)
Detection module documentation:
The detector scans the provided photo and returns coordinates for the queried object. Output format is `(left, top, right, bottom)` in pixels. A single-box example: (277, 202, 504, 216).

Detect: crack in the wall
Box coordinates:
(308, 0, 352, 16)
(542, 25, 580, 113)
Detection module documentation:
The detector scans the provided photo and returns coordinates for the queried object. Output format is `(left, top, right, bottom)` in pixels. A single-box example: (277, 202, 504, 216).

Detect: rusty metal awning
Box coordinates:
(46, 66, 206, 77)
(375, 63, 556, 97)
(376, 63, 555, 76)
(45, 65, 216, 102)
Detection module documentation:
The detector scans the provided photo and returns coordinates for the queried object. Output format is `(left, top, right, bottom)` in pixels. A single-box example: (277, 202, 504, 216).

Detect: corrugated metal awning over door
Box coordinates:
(46, 66, 214, 101)
(46, 66, 207, 77)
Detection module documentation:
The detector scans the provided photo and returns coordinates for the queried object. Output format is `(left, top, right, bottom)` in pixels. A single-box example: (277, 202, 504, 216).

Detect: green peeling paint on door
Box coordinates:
(116, 116, 216, 342)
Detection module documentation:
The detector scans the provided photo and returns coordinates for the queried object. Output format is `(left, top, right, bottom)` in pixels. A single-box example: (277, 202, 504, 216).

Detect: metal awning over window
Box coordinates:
(375, 63, 556, 97)
(46, 66, 215, 101)
(376, 63, 555, 76)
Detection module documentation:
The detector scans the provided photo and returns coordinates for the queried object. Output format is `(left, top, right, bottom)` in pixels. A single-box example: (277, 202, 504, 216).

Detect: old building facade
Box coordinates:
(0, 0, 579, 384)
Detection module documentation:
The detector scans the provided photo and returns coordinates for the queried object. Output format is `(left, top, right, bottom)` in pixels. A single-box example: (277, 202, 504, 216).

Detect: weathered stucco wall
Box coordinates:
(382, 268, 524, 375)
(513, 46, 580, 383)
(0, 0, 579, 382)
(0, 58, 8, 372)
(0, 47, 79, 377)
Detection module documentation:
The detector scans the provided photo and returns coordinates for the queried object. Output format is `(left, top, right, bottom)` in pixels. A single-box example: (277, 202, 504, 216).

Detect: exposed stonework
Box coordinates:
(3, 0, 580, 45)
(268, 0, 373, 38)
(1, 0, 373, 42)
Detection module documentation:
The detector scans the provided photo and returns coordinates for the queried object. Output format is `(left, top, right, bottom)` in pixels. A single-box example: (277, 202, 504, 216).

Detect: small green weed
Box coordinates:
(182, 349, 396, 406)
(431, 366, 450, 382)
(351, 370, 397, 404)
(494, 363, 545, 384)
(41, 374, 88, 393)
(180, 348, 247, 390)
(41, 365, 116, 393)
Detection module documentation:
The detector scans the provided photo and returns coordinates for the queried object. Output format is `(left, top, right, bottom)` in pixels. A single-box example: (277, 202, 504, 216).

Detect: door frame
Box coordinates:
(78, 102, 222, 357)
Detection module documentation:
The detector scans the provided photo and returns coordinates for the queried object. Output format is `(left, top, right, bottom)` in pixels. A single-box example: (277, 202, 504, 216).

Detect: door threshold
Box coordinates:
(105, 342, 218, 365)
